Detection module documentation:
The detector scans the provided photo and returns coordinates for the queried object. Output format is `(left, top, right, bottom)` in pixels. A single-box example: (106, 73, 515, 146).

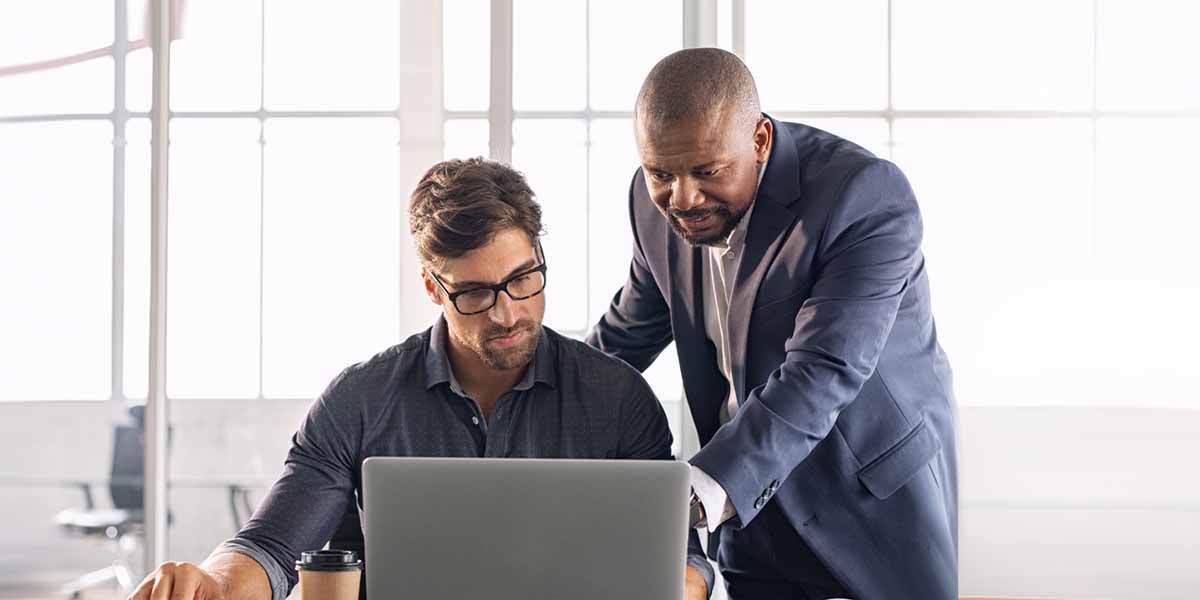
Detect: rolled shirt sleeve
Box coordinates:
(223, 369, 364, 598)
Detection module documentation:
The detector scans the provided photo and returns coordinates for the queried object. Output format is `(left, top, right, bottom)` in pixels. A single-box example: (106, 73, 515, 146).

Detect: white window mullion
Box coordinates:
(489, 0, 513, 163)
(146, 0, 173, 571)
(683, 0, 718, 48)
(257, 0, 266, 399)
(1089, 0, 1100, 259)
(112, 0, 129, 404)
(584, 0, 592, 333)
(886, 0, 895, 161)
(398, 0, 447, 333)
(731, 0, 745, 58)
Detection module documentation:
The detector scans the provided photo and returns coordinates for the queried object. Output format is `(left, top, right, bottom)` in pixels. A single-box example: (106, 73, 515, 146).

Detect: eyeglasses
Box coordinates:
(429, 249, 548, 316)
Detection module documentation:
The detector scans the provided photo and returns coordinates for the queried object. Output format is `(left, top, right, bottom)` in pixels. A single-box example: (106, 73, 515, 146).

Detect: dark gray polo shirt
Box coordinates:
(217, 317, 712, 598)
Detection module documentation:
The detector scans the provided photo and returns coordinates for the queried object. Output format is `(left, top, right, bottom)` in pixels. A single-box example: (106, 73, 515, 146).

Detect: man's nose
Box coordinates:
(670, 177, 704, 212)
(488, 290, 520, 328)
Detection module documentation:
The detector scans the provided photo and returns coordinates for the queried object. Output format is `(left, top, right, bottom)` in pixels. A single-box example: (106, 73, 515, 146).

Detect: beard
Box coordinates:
(667, 203, 745, 246)
(458, 319, 541, 371)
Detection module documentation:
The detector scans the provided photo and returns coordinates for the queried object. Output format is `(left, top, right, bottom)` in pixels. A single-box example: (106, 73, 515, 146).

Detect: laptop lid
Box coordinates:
(362, 457, 689, 600)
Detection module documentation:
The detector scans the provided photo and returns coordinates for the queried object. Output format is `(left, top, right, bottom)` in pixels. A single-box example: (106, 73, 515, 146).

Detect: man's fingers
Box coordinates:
(127, 574, 156, 600)
(149, 563, 177, 600)
(168, 564, 203, 600)
(129, 562, 218, 600)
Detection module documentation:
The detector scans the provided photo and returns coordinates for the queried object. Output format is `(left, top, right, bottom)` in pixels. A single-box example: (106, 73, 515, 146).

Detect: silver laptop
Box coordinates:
(362, 457, 690, 600)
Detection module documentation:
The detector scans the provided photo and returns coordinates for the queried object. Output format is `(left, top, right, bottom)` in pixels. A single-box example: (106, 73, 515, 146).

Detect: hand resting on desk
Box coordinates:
(128, 550, 270, 600)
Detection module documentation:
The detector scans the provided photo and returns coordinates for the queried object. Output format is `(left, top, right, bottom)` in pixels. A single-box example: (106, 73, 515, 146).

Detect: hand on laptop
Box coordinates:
(685, 565, 708, 600)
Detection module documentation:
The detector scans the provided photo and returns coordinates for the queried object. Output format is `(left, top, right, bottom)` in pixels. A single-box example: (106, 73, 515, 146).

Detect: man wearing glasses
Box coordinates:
(128, 158, 713, 600)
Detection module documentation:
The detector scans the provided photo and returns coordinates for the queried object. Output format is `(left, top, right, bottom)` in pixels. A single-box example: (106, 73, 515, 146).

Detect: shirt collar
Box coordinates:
(423, 316, 556, 393)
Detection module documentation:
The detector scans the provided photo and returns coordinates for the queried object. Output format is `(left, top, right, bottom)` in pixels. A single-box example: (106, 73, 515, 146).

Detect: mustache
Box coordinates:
(670, 206, 731, 221)
(484, 320, 536, 341)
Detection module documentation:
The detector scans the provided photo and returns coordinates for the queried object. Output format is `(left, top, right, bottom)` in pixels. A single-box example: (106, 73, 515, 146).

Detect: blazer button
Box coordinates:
(754, 497, 766, 510)
(769, 479, 780, 491)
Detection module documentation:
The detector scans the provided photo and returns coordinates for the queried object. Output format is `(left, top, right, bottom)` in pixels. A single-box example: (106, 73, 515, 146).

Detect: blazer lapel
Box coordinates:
(668, 235, 704, 338)
(667, 227, 728, 442)
(728, 117, 802, 403)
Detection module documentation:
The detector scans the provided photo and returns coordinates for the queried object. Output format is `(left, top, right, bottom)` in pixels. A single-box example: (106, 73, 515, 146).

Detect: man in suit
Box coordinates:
(587, 48, 958, 599)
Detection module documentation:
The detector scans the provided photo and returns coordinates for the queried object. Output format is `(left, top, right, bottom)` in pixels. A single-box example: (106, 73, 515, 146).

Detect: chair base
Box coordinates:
(61, 563, 133, 599)
(60, 534, 141, 598)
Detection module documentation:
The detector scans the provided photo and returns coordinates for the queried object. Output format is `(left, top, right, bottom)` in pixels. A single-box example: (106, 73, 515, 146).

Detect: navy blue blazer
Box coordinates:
(586, 117, 958, 599)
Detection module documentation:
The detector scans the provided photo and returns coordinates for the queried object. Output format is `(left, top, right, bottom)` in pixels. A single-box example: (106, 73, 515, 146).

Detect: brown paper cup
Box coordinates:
(296, 550, 362, 600)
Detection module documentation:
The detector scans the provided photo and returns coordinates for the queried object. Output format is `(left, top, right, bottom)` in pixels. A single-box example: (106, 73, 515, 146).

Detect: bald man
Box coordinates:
(587, 48, 958, 599)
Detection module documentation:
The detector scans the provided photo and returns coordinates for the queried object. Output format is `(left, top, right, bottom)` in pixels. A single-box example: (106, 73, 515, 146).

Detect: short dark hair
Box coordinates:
(409, 158, 543, 268)
(636, 47, 761, 132)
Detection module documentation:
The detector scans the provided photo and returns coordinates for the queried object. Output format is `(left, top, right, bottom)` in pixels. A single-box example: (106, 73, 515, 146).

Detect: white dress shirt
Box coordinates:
(690, 149, 770, 532)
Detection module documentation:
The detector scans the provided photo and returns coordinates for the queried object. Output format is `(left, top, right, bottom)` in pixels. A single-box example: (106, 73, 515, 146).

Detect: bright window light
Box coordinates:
(513, 0, 586, 111)
(263, 1, 399, 110)
(0, 122, 113, 400)
(511, 119, 589, 333)
(166, 119, 262, 399)
(893, 0, 1094, 110)
(261, 118, 401, 398)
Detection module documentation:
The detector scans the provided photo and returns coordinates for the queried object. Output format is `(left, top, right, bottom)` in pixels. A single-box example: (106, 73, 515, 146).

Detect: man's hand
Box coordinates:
(685, 564, 708, 600)
(128, 561, 223, 600)
(128, 551, 270, 600)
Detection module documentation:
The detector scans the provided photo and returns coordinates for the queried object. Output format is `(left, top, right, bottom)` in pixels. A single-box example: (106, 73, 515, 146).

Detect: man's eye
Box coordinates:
(461, 289, 492, 300)
(651, 171, 673, 182)
(696, 168, 718, 177)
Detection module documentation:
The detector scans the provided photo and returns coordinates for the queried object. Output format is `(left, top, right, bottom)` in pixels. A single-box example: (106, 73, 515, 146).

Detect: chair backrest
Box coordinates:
(109, 406, 145, 510)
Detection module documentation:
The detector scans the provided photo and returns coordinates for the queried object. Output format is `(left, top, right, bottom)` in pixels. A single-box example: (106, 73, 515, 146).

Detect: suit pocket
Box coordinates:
(856, 418, 942, 500)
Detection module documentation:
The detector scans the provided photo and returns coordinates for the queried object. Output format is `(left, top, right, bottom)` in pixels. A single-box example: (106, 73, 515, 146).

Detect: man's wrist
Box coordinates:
(689, 489, 707, 529)
(689, 465, 736, 532)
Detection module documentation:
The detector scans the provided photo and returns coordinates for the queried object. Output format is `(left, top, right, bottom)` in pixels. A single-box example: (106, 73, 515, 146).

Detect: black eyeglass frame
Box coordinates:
(428, 244, 548, 316)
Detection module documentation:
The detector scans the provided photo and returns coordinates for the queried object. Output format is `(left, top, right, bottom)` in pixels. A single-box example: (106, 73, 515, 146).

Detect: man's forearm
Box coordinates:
(200, 550, 273, 600)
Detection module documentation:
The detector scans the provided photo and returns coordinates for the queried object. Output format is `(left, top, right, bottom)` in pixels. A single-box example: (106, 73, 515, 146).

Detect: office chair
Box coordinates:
(55, 405, 146, 598)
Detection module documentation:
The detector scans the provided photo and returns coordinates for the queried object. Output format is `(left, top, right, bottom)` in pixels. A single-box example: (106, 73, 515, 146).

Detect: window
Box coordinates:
(1, 3, 119, 401)
(441, 0, 691, 446)
(734, 0, 1200, 408)
(5, 3, 1196, 411)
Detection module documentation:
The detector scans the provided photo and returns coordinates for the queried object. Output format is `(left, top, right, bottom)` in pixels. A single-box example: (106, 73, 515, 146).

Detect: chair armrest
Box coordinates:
(227, 484, 254, 532)
(72, 481, 95, 510)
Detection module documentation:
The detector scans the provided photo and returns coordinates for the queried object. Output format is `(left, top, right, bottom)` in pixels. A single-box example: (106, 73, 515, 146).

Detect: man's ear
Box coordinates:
(421, 269, 443, 306)
(754, 117, 772, 163)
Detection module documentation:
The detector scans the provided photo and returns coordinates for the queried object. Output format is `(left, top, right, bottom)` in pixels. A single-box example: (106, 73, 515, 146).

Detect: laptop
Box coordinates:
(362, 457, 690, 600)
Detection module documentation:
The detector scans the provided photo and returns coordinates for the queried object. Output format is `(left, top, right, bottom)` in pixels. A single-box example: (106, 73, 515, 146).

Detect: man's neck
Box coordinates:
(446, 338, 525, 421)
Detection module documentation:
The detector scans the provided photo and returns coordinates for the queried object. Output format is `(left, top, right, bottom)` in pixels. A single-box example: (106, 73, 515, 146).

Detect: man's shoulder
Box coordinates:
(775, 120, 909, 215)
(326, 328, 429, 396)
(781, 119, 881, 176)
(545, 326, 652, 391)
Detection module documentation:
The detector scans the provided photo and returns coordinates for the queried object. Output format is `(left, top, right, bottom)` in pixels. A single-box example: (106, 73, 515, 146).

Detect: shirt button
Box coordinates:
(471, 416, 480, 426)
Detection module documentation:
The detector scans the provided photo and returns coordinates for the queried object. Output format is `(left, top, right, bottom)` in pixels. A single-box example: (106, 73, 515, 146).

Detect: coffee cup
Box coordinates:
(295, 550, 363, 600)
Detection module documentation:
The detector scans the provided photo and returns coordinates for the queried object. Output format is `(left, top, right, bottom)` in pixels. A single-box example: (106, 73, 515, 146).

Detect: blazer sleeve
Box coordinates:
(585, 170, 674, 371)
(690, 159, 923, 526)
